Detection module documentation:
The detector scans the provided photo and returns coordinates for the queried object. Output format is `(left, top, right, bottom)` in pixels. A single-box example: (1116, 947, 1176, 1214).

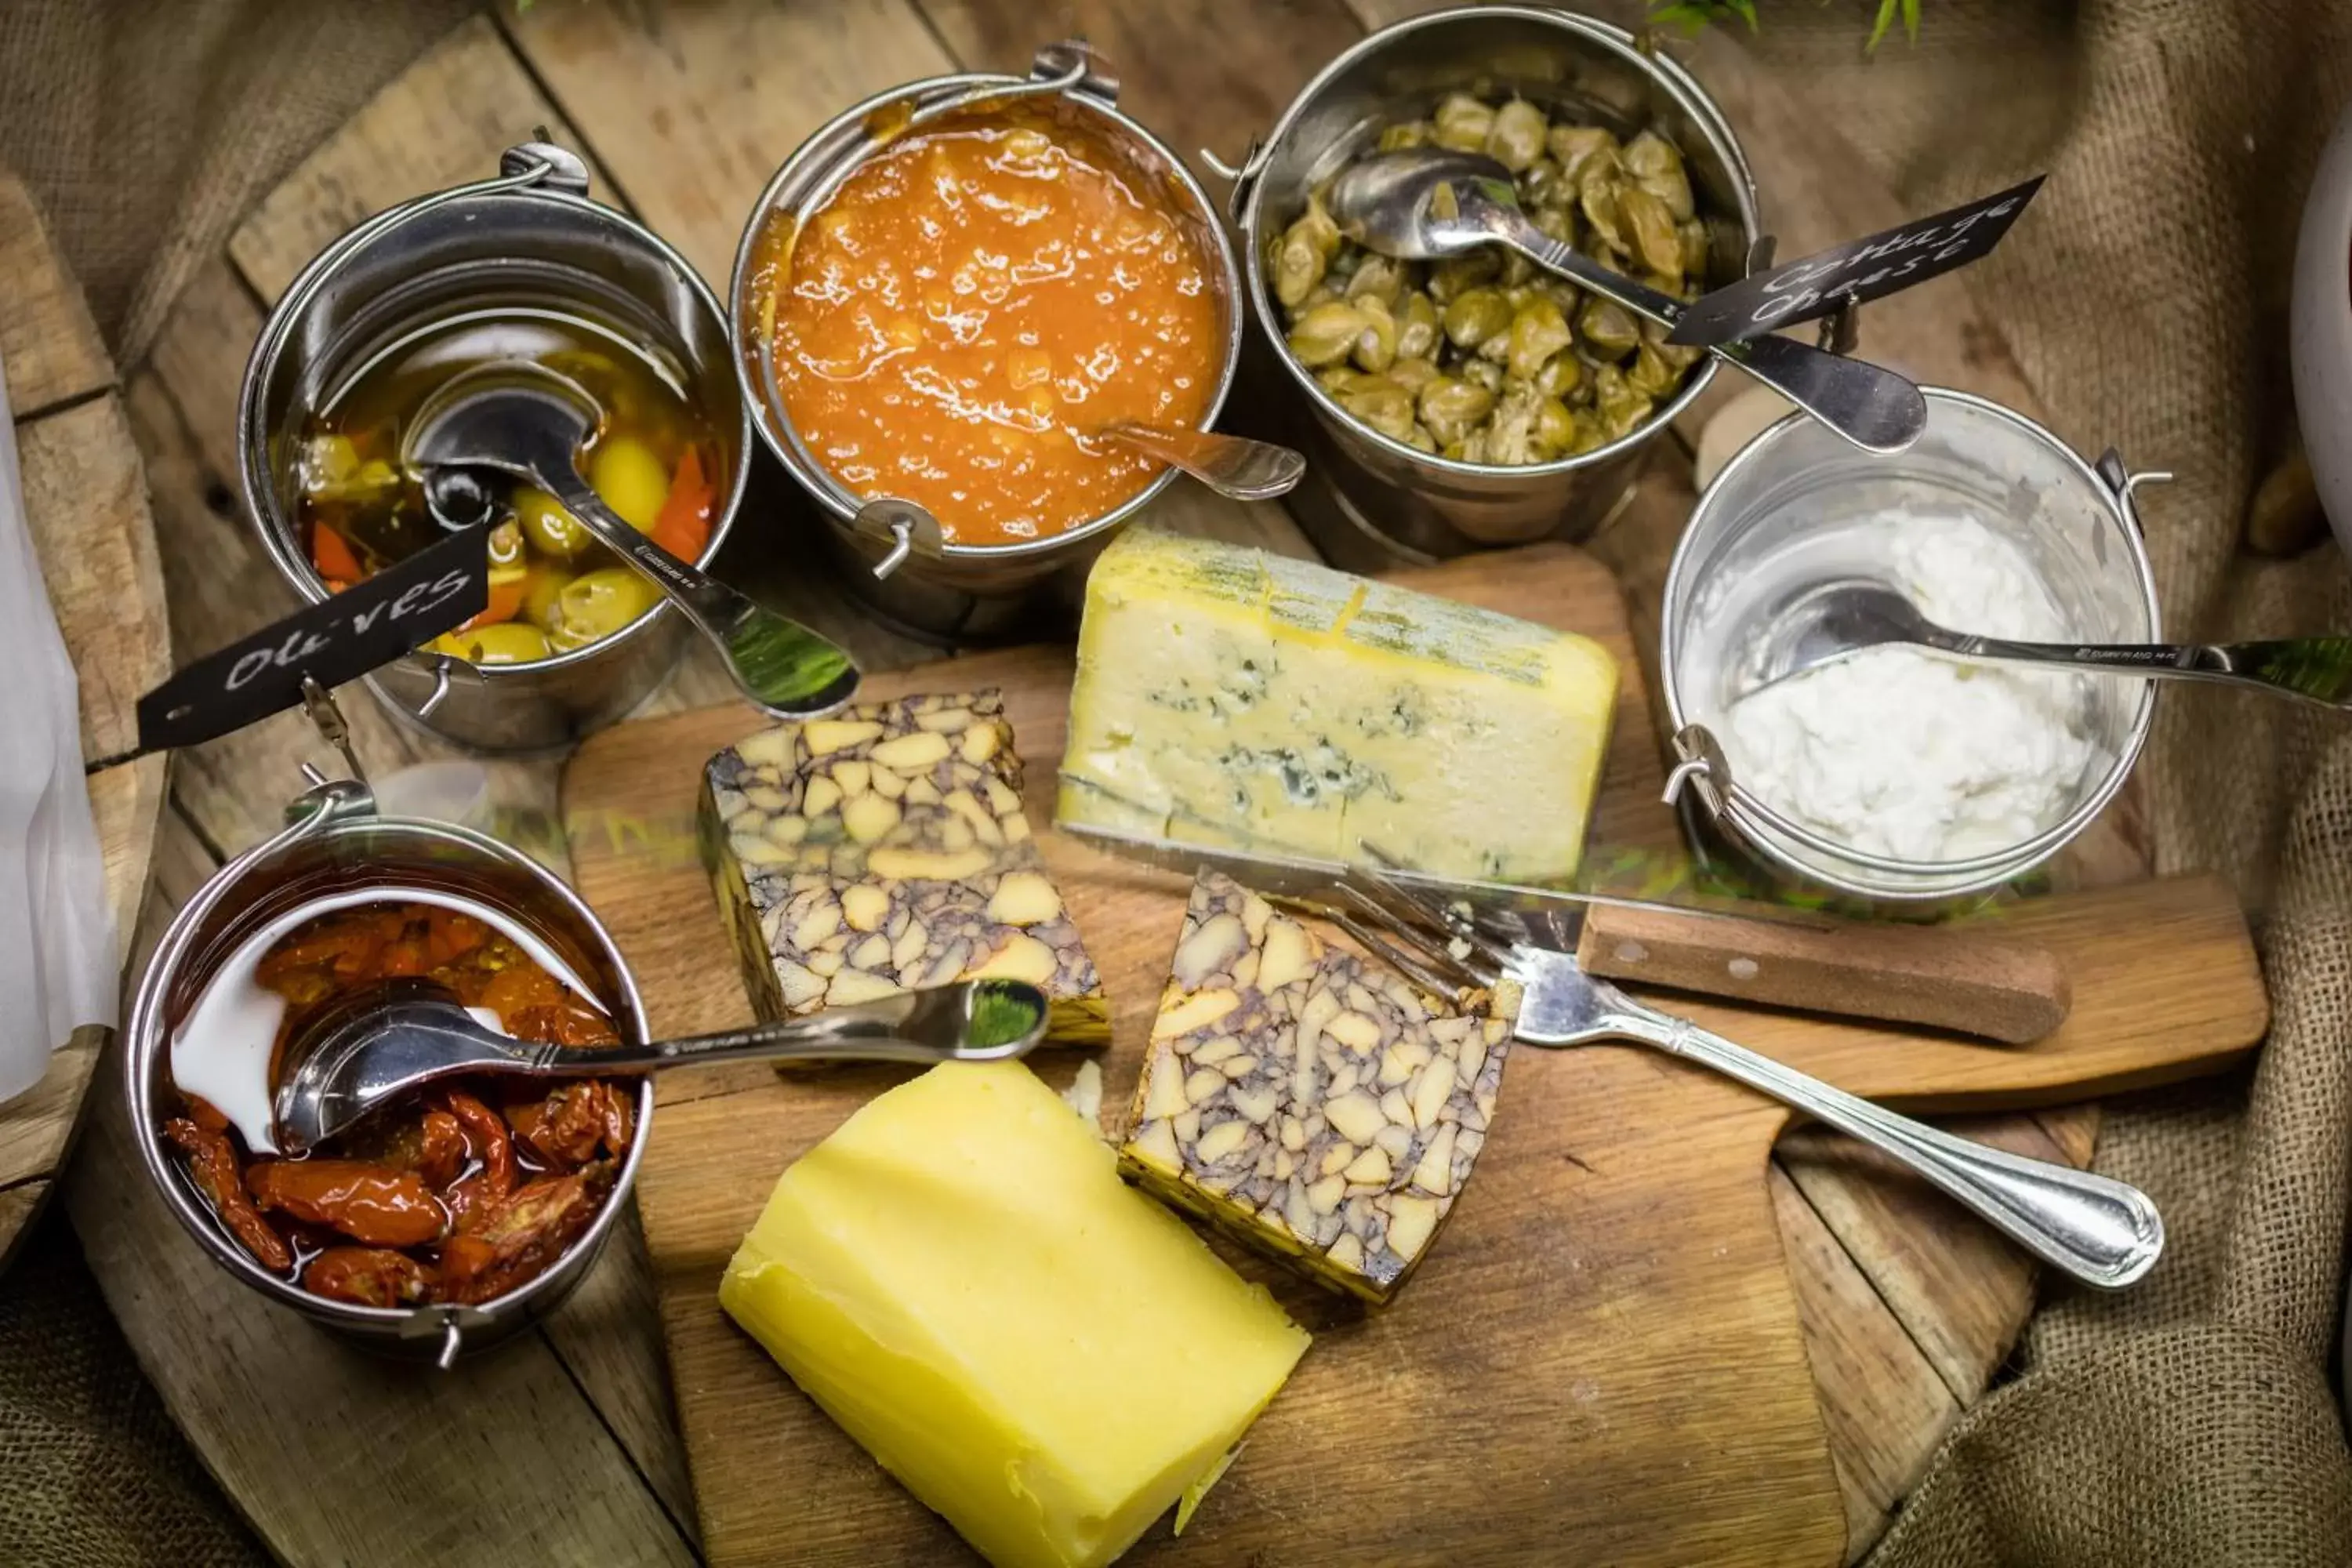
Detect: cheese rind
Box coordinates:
(1120, 871, 1514, 1303)
(720, 1062, 1310, 1568)
(1058, 529, 1618, 882)
(701, 691, 1107, 1041)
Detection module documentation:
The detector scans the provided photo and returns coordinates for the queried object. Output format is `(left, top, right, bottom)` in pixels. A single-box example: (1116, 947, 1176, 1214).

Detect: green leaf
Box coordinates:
(1866, 0, 1900, 52)
(1728, 0, 1760, 30)
(1902, 0, 1922, 42)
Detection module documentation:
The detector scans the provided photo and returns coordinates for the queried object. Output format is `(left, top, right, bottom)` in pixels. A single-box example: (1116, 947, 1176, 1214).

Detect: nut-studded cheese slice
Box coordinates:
(700, 691, 1108, 1042)
(1120, 870, 1512, 1302)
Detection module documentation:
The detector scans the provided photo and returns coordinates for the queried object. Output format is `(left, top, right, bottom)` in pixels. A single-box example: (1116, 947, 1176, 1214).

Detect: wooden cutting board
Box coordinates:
(562, 543, 2267, 1568)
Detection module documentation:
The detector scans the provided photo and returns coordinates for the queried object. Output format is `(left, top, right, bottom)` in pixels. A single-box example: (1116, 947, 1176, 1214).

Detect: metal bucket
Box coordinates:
(1223, 3, 1762, 563)
(728, 42, 1246, 641)
(238, 143, 752, 753)
(125, 776, 654, 1366)
(1658, 388, 2165, 906)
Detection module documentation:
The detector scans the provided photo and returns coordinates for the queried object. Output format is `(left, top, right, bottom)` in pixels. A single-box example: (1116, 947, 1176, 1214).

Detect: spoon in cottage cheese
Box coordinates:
(1741, 577, 2352, 711)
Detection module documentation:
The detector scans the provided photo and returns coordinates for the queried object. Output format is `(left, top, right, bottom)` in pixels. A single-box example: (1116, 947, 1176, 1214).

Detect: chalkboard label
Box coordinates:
(136, 524, 490, 753)
(1668, 176, 2046, 347)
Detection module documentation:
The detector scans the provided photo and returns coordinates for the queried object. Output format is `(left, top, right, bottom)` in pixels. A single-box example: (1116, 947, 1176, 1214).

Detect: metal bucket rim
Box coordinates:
(236, 177, 753, 678)
(1231, 2, 1762, 484)
(725, 66, 1247, 562)
(1658, 384, 2164, 901)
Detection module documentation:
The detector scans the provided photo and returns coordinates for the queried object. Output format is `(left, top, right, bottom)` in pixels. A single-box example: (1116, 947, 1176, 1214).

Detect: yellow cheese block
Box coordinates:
(1057, 528, 1618, 882)
(720, 1062, 1310, 1568)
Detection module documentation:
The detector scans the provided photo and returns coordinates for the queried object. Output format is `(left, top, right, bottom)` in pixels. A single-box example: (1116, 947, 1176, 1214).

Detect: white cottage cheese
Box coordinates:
(1722, 510, 2095, 864)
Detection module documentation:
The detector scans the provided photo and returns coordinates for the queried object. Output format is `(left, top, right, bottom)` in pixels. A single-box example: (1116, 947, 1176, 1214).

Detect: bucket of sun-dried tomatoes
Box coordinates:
(125, 776, 652, 1366)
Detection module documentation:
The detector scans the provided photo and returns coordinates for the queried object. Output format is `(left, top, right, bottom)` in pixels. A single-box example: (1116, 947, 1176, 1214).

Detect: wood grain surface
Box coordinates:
(0, 172, 171, 1269)
(564, 546, 2264, 1568)
(58, 2, 2235, 1564)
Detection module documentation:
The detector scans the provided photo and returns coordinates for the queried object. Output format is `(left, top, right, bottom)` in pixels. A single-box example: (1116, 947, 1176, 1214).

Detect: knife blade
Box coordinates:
(1060, 821, 2072, 1044)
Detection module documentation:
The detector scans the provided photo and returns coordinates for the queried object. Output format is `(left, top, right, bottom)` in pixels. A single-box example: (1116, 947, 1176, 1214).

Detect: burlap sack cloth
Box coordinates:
(4, 1, 2350, 1563)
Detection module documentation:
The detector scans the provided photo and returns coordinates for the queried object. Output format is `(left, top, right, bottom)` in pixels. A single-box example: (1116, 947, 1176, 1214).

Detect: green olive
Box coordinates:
(549, 567, 662, 651)
(1534, 351, 1585, 401)
(1396, 292, 1442, 361)
(1580, 169, 1628, 255)
(1626, 341, 1680, 401)
(1343, 255, 1412, 308)
(1287, 300, 1371, 368)
(438, 622, 553, 666)
(1485, 100, 1548, 172)
(1506, 299, 1575, 382)
(1679, 218, 1712, 281)
(1403, 423, 1439, 454)
(1460, 358, 1504, 395)
(1617, 185, 1686, 281)
(1272, 229, 1327, 308)
(1418, 376, 1495, 448)
(1442, 288, 1512, 350)
(1294, 191, 1342, 260)
(1386, 354, 1441, 396)
(590, 435, 670, 533)
(522, 564, 575, 631)
(1624, 130, 1695, 221)
(1378, 121, 1433, 152)
(485, 518, 527, 572)
(1546, 125, 1621, 186)
(515, 486, 593, 561)
(1350, 296, 1399, 372)
(1578, 296, 1642, 361)
(1427, 251, 1499, 304)
(1535, 395, 1577, 453)
(1592, 363, 1655, 439)
(1339, 386, 1418, 443)
(1432, 93, 1496, 153)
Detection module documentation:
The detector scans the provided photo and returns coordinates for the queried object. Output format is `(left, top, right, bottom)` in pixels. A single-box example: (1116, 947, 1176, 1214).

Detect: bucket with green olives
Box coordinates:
(238, 143, 752, 753)
(1225, 5, 1760, 561)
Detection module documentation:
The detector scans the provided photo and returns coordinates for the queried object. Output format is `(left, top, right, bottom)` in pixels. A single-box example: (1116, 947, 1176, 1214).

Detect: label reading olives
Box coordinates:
(1667, 176, 2045, 347)
(136, 524, 489, 754)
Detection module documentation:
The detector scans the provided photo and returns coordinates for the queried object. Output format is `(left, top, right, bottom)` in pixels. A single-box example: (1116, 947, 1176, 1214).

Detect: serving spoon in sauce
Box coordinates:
(1737, 575, 2352, 709)
(404, 358, 862, 719)
(1095, 422, 1305, 501)
(1324, 149, 1929, 456)
(270, 976, 1051, 1155)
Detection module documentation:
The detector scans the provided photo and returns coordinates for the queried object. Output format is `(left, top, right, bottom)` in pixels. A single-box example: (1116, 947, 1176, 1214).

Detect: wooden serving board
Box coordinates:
(562, 543, 2267, 1567)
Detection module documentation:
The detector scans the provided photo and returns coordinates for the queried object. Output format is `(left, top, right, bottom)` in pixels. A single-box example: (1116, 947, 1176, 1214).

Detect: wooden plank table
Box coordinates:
(56, 5, 2140, 1563)
(0, 173, 170, 1267)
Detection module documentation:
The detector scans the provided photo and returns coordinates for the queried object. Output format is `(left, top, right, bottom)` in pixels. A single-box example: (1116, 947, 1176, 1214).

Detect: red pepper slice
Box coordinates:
(310, 524, 363, 589)
(648, 447, 715, 562)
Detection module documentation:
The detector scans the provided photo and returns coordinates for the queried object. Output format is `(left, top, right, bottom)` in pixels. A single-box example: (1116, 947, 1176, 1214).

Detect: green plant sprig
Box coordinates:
(1645, 0, 1924, 53)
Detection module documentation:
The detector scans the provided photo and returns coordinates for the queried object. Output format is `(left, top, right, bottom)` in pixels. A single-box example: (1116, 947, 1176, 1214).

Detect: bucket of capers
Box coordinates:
(1225, 5, 1760, 555)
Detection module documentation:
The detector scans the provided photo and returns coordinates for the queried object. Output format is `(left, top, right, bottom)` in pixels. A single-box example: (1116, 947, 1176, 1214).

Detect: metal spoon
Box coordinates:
(1739, 575, 2352, 710)
(1096, 422, 1305, 501)
(270, 976, 1050, 1154)
(403, 359, 861, 718)
(1325, 150, 1929, 455)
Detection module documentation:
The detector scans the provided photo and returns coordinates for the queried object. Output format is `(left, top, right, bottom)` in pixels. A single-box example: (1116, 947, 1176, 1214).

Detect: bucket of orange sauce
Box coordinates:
(729, 42, 1245, 638)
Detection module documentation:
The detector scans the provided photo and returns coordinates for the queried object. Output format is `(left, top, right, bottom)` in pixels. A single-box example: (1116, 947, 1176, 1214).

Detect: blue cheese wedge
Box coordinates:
(1057, 528, 1617, 882)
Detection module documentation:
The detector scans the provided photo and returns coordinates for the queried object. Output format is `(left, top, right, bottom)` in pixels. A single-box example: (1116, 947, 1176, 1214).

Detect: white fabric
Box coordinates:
(0, 352, 117, 1102)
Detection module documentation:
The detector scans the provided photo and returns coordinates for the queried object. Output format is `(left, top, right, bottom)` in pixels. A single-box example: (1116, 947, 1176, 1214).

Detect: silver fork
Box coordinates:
(1315, 876, 2164, 1291)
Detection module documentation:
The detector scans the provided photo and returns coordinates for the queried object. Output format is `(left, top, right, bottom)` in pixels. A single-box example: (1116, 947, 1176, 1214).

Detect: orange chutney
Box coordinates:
(767, 115, 1223, 546)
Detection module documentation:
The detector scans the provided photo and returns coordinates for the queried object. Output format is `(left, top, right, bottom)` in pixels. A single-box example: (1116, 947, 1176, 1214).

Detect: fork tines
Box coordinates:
(1254, 870, 1511, 1005)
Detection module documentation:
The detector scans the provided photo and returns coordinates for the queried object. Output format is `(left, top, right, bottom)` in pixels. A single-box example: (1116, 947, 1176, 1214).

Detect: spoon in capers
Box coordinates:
(1327, 150, 1928, 455)
(404, 358, 861, 719)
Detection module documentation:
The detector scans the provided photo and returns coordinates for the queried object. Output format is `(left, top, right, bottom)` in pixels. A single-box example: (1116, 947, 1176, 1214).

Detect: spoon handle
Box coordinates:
(1494, 223, 1928, 455)
(1098, 422, 1306, 501)
(528, 980, 1049, 1073)
(535, 463, 859, 719)
(1928, 630, 2352, 711)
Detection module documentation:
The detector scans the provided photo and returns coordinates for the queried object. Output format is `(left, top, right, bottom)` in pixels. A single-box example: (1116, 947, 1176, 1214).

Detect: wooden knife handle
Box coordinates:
(1573, 903, 2072, 1044)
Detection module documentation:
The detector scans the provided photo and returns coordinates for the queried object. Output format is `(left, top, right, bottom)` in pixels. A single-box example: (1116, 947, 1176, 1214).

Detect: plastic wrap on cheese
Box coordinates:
(720, 1062, 1310, 1568)
(1121, 872, 1514, 1304)
(1058, 528, 1618, 883)
(700, 691, 1107, 1041)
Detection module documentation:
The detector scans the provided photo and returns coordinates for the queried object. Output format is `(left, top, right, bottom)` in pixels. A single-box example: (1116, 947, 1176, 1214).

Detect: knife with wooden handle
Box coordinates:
(1572, 900, 2071, 1045)
(1061, 822, 2073, 1045)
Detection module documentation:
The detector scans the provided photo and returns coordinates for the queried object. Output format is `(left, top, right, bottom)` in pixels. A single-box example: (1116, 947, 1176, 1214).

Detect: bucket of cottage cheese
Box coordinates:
(1659, 387, 2161, 905)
